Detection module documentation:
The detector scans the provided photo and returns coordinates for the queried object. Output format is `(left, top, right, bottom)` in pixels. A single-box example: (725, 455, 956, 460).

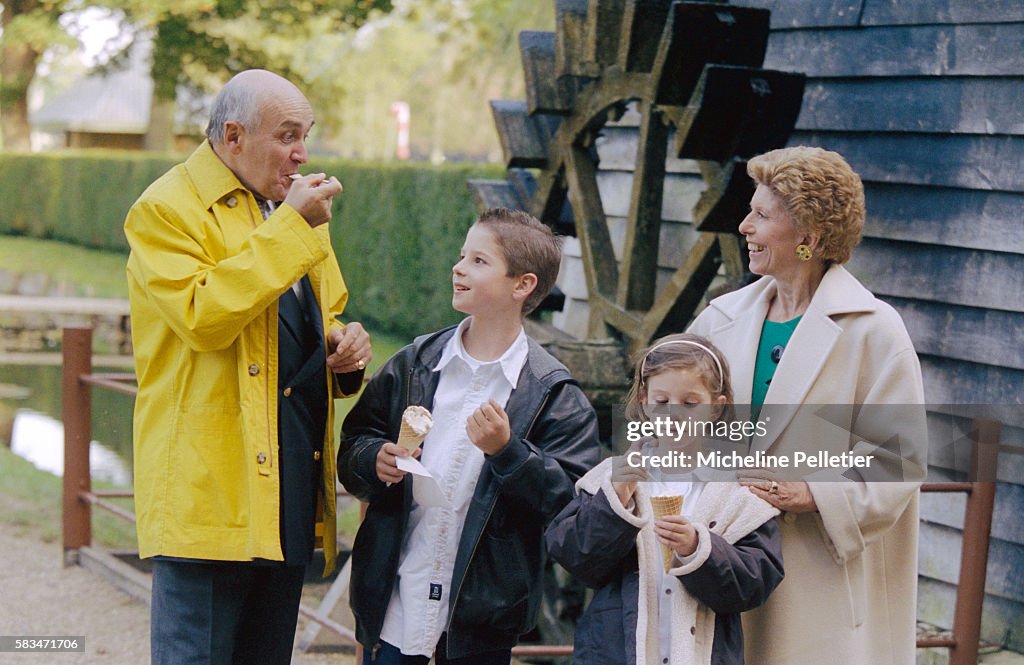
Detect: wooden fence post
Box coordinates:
(62, 326, 93, 566)
(949, 418, 1000, 665)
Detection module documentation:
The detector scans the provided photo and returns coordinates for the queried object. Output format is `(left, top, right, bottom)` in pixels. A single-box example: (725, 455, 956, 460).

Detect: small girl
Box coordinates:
(545, 333, 783, 665)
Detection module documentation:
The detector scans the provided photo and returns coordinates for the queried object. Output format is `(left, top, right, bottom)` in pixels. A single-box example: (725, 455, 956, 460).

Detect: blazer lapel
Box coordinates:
(299, 275, 325, 351)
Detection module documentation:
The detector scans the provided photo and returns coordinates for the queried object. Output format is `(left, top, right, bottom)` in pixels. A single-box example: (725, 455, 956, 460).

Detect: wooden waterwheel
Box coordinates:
(470, 0, 805, 408)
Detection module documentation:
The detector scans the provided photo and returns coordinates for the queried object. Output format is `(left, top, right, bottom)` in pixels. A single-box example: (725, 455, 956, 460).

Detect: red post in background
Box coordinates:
(948, 418, 1000, 665)
(62, 326, 93, 565)
(390, 101, 411, 160)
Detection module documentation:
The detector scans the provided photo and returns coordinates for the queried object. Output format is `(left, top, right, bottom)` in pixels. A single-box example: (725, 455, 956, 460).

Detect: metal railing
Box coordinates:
(60, 325, 1001, 663)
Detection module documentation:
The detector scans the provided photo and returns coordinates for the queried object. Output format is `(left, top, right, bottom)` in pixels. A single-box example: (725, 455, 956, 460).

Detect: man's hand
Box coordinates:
(466, 400, 511, 456)
(327, 322, 371, 374)
(283, 173, 342, 228)
(376, 442, 420, 484)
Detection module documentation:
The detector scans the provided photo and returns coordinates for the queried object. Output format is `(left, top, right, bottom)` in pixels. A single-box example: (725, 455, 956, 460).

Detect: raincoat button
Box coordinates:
(313, 450, 321, 461)
(283, 387, 292, 397)
(257, 452, 267, 464)
(248, 363, 260, 376)
(226, 195, 238, 208)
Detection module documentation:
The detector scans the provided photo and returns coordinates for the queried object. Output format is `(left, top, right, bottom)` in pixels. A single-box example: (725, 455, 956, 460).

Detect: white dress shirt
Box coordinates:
(379, 318, 529, 656)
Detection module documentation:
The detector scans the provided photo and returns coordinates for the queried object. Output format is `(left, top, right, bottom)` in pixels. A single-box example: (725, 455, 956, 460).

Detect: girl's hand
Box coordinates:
(611, 441, 649, 506)
(655, 514, 699, 558)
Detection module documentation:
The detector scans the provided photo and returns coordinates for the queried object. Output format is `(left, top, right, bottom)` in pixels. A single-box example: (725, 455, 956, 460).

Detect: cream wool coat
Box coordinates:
(576, 459, 780, 665)
(688, 264, 927, 665)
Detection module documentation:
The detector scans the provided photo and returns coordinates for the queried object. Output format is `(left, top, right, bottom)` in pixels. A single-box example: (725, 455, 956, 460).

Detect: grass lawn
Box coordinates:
(0, 444, 138, 548)
(0, 235, 131, 299)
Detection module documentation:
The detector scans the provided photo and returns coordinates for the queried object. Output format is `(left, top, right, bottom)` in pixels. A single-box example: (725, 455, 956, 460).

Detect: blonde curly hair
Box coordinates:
(747, 146, 865, 266)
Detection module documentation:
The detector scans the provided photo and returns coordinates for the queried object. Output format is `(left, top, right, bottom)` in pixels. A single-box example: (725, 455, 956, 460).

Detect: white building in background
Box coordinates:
(30, 39, 204, 152)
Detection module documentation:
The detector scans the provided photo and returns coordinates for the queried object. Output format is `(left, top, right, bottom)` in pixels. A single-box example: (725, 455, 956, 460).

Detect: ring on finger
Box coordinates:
(356, 359, 366, 370)
(769, 480, 779, 495)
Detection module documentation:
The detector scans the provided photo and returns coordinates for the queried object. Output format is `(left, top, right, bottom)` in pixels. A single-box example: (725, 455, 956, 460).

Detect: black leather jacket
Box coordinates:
(338, 325, 601, 659)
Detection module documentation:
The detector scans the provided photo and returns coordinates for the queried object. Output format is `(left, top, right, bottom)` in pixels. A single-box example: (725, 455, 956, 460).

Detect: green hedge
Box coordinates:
(0, 150, 503, 338)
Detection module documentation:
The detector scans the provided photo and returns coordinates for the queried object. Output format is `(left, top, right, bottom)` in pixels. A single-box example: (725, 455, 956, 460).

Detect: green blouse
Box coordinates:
(752, 316, 801, 415)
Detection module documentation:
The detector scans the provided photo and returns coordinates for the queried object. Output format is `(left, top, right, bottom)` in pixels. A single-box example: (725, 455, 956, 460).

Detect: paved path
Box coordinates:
(5, 520, 1022, 665)
(0, 527, 354, 665)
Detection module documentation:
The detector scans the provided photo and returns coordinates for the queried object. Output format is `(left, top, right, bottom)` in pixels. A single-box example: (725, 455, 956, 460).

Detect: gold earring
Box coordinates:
(795, 244, 813, 261)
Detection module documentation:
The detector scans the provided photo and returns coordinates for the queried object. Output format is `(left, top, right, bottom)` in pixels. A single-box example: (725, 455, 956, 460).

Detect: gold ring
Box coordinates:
(769, 480, 779, 495)
(356, 359, 365, 370)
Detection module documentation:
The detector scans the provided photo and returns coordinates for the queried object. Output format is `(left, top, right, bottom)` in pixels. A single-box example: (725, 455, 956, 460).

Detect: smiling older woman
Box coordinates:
(688, 146, 927, 664)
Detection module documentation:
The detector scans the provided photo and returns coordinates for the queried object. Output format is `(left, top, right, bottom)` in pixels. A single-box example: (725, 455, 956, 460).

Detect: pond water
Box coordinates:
(1, 361, 134, 487)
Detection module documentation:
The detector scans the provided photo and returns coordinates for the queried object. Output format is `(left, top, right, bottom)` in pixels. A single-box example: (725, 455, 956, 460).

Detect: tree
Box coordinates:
(0, 0, 74, 150)
(320, 0, 552, 160)
(130, 0, 393, 149)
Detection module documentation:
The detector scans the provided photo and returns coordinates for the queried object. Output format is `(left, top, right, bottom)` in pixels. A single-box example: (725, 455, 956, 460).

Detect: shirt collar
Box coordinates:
(434, 318, 529, 389)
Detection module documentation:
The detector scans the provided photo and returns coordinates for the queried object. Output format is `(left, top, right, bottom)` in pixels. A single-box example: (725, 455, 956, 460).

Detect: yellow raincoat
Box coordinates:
(125, 140, 351, 574)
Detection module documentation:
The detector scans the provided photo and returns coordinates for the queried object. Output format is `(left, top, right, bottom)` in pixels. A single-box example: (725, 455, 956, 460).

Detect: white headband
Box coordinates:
(640, 340, 724, 392)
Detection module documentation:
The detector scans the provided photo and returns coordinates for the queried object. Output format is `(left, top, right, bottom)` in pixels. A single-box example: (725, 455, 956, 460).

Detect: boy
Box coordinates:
(339, 207, 601, 664)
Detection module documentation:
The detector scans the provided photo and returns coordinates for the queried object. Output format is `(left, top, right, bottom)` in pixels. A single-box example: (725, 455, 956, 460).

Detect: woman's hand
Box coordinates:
(655, 514, 699, 558)
(740, 473, 817, 512)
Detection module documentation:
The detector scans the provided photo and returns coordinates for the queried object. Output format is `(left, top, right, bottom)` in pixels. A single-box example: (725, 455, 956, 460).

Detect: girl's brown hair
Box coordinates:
(624, 333, 735, 422)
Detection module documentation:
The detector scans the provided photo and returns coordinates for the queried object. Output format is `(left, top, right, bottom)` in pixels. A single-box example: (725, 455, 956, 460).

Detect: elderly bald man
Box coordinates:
(125, 69, 371, 665)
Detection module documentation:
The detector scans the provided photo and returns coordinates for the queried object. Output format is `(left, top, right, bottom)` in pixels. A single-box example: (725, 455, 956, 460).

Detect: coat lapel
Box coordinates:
(754, 307, 841, 451)
(753, 266, 876, 452)
(706, 295, 770, 406)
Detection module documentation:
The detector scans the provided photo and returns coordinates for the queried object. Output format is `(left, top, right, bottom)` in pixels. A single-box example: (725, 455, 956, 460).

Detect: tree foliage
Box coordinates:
(12, 0, 552, 159)
(136, 0, 391, 102)
(0, 0, 76, 149)
(317, 0, 553, 160)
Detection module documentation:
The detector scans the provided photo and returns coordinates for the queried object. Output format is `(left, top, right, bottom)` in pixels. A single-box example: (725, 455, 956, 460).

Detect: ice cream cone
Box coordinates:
(397, 405, 433, 453)
(650, 494, 683, 572)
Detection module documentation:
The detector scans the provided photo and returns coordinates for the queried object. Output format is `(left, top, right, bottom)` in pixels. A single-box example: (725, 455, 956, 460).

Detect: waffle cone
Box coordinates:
(396, 406, 432, 453)
(396, 420, 426, 453)
(650, 495, 683, 572)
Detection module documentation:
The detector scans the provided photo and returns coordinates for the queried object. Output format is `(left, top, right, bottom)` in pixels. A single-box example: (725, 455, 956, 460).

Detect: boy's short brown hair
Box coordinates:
(475, 207, 563, 315)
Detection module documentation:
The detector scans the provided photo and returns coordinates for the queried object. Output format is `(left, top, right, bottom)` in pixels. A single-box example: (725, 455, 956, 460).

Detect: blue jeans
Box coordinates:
(150, 559, 306, 665)
(363, 639, 511, 665)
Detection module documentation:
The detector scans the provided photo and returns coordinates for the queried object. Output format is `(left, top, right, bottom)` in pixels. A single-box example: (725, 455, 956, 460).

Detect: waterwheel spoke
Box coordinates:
(717, 233, 747, 284)
(565, 143, 619, 338)
(591, 294, 644, 337)
(617, 100, 668, 311)
(639, 233, 720, 347)
(565, 143, 618, 301)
